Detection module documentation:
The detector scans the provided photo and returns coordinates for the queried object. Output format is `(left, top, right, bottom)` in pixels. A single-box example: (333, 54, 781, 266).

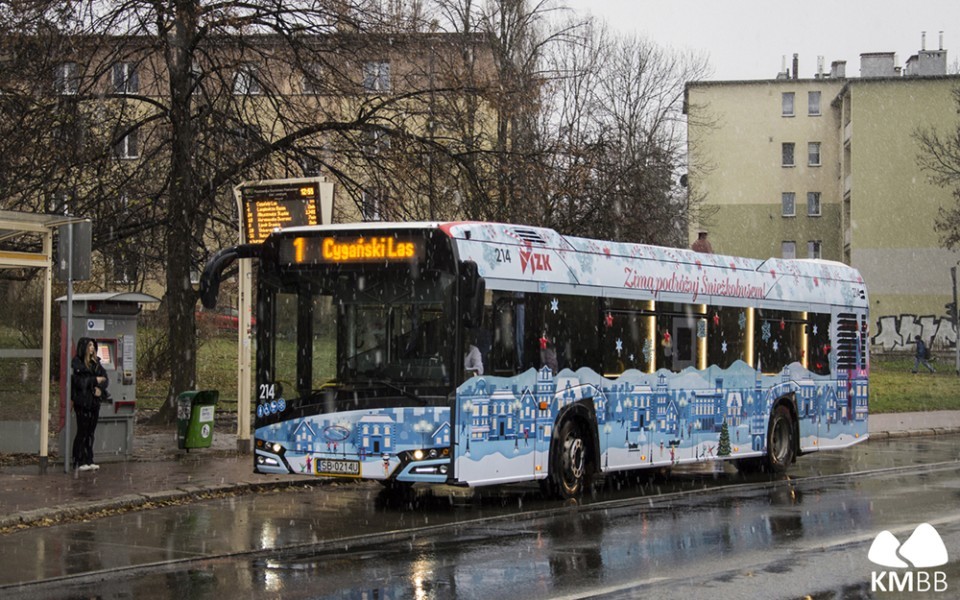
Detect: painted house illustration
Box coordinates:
(454, 356, 863, 455)
(431, 422, 451, 446)
(358, 415, 395, 455)
(292, 421, 319, 453)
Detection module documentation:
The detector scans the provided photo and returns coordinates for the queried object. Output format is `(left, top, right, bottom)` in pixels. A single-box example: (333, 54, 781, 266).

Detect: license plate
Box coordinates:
(316, 459, 361, 478)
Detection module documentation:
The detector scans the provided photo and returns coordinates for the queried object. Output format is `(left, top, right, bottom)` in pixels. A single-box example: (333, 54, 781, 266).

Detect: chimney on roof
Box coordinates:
(940, 31, 944, 51)
(792, 53, 799, 79)
(922, 31, 927, 51)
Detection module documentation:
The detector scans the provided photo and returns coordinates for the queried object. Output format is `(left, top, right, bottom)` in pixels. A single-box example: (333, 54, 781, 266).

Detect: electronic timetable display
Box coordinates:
(241, 182, 320, 244)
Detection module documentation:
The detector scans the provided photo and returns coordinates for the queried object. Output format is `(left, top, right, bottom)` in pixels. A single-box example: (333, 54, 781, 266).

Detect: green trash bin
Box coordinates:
(176, 390, 219, 450)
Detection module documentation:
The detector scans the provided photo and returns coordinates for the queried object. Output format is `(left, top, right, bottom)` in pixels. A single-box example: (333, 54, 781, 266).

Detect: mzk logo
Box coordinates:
(868, 523, 949, 593)
(519, 249, 552, 275)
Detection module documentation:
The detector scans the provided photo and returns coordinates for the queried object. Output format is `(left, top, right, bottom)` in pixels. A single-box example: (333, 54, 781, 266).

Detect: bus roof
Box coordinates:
(275, 221, 868, 310)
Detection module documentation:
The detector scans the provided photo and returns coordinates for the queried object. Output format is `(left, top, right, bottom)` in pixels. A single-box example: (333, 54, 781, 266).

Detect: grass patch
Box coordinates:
(137, 335, 240, 412)
(869, 353, 960, 413)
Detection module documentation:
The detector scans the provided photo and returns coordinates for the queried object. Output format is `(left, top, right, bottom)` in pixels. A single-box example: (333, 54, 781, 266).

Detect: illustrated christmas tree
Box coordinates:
(717, 420, 732, 457)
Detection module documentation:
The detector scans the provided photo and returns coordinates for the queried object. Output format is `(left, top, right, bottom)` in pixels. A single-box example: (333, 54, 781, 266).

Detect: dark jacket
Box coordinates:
(71, 337, 109, 409)
(915, 339, 929, 360)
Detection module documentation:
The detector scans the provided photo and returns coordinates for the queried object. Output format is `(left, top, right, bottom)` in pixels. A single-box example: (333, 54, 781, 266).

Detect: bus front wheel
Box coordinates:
(548, 419, 593, 499)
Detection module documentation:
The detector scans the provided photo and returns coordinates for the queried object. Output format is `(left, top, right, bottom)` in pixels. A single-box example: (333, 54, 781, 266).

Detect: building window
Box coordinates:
(781, 241, 796, 259)
(113, 62, 138, 94)
(808, 142, 821, 166)
(114, 129, 139, 159)
(233, 65, 261, 95)
(808, 91, 821, 116)
(781, 192, 796, 217)
(46, 190, 72, 215)
(808, 240, 822, 259)
(363, 61, 391, 92)
(807, 192, 821, 216)
(55, 62, 79, 95)
(361, 189, 382, 221)
(782, 142, 795, 167)
(781, 92, 795, 116)
(301, 63, 323, 94)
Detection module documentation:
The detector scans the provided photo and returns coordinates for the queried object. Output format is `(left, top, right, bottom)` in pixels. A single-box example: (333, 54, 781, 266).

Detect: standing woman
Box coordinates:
(72, 337, 108, 471)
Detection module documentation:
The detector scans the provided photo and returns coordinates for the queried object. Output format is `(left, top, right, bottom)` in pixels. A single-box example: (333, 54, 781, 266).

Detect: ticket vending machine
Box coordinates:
(58, 292, 160, 462)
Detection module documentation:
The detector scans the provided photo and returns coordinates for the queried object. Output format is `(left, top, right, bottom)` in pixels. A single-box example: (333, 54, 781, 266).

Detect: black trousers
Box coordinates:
(72, 403, 99, 468)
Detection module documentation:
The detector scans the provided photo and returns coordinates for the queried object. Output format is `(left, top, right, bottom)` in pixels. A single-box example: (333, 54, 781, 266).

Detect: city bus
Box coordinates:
(200, 222, 869, 498)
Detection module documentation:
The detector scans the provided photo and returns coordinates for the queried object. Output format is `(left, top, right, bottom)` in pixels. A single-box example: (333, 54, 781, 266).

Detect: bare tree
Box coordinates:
(917, 88, 960, 249)
(0, 1, 491, 423)
(537, 19, 709, 246)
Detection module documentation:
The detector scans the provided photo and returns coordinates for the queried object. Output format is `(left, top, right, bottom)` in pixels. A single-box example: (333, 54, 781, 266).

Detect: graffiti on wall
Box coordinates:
(872, 315, 956, 351)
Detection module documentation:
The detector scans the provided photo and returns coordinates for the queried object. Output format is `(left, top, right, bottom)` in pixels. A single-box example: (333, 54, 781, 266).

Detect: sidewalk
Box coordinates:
(2, 411, 960, 532)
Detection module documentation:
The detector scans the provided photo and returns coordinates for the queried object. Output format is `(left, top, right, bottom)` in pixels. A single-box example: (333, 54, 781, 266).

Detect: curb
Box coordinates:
(868, 427, 960, 440)
(0, 478, 327, 532)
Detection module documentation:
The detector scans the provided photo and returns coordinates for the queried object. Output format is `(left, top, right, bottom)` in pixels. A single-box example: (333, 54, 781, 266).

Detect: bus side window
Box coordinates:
(707, 306, 748, 369)
(491, 296, 519, 375)
(754, 309, 805, 373)
(807, 313, 831, 375)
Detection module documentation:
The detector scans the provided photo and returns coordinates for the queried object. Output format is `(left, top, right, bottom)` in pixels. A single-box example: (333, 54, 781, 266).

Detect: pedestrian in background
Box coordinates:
(692, 231, 713, 253)
(912, 335, 935, 374)
(71, 337, 108, 471)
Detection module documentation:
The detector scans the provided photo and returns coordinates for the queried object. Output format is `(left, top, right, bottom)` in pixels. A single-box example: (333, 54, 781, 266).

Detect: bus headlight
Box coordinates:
(413, 449, 425, 460)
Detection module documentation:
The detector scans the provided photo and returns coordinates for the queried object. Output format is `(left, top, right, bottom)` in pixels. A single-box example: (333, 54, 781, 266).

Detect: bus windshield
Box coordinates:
(270, 266, 457, 403)
(338, 269, 455, 382)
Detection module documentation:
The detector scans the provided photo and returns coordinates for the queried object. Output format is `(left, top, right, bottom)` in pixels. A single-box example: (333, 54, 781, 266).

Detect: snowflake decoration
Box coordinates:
(738, 311, 747, 330)
(772, 340, 779, 352)
(643, 339, 654, 363)
(550, 298, 559, 313)
(615, 337, 623, 356)
(721, 340, 728, 354)
(812, 324, 818, 335)
(629, 354, 635, 362)
(761, 321, 772, 343)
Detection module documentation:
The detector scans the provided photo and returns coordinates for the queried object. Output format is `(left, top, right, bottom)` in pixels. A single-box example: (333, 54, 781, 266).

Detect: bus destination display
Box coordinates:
(281, 236, 419, 264)
(242, 184, 319, 244)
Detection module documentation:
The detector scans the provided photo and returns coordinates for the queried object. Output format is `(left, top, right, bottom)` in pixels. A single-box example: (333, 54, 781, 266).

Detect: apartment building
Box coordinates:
(11, 31, 497, 289)
(686, 44, 960, 352)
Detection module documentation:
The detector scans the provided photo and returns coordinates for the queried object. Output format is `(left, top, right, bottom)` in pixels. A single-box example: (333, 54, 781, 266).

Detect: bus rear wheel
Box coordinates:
(548, 419, 593, 499)
(766, 404, 796, 472)
(736, 404, 796, 474)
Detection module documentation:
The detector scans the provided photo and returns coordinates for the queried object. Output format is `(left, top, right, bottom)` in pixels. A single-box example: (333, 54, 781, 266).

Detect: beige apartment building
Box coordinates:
(686, 47, 960, 352)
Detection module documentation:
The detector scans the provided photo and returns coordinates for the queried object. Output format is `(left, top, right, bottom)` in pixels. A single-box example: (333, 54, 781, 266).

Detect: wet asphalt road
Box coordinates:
(3, 435, 960, 599)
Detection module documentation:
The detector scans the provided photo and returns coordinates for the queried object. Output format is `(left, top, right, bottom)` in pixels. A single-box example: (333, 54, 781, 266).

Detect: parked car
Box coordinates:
(196, 306, 255, 334)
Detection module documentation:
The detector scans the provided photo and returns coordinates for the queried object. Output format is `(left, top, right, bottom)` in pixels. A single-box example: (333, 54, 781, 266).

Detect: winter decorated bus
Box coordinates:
(201, 222, 868, 498)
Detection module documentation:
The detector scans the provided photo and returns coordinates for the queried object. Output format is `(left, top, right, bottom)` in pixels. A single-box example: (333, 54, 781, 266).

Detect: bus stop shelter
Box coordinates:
(0, 210, 87, 473)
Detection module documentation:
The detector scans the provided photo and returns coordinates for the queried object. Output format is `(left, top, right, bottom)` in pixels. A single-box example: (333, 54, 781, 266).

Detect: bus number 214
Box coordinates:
(495, 248, 512, 263)
(259, 383, 276, 401)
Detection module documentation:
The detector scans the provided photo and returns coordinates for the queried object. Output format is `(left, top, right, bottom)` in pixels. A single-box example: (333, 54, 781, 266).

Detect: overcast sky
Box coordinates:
(561, 0, 960, 80)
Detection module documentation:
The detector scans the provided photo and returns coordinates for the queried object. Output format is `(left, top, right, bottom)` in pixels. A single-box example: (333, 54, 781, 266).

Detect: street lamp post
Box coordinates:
(463, 400, 473, 455)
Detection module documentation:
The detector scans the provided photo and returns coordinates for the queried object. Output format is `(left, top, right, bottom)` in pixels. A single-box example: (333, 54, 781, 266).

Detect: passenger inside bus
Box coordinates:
(464, 333, 484, 377)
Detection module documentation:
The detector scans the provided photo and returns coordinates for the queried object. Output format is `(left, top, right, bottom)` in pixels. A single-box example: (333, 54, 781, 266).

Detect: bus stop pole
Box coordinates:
(237, 259, 252, 453)
(64, 223, 74, 473)
(40, 231, 53, 474)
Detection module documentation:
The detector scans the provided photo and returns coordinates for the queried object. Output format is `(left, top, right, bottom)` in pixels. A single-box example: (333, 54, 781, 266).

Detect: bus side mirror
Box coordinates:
(459, 261, 485, 328)
(200, 243, 263, 309)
